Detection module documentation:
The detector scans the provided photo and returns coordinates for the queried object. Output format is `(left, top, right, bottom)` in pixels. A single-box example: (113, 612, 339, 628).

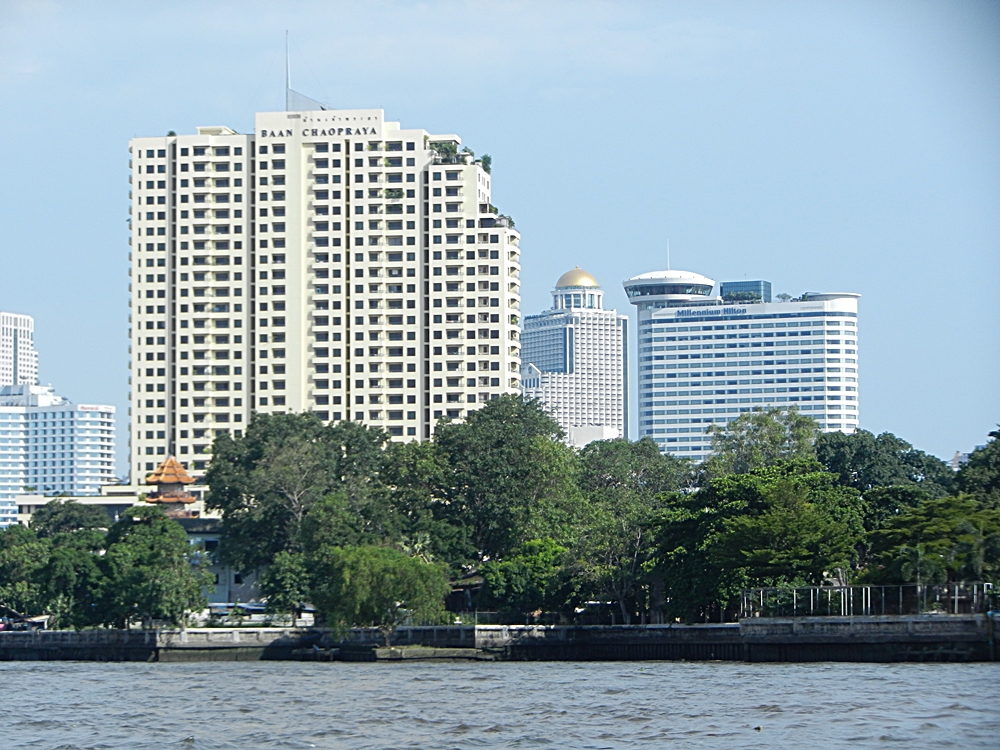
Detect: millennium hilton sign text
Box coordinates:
(675, 307, 748, 317)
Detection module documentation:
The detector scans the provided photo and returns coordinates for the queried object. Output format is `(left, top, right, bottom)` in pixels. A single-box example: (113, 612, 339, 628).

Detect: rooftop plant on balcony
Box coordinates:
(430, 141, 458, 159)
(480, 154, 492, 174)
(722, 291, 763, 304)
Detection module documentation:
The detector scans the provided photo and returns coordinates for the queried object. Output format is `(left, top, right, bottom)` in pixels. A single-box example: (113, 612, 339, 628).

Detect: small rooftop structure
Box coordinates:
(623, 269, 716, 306)
(555, 267, 600, 289)
(145, 456, 198, 517)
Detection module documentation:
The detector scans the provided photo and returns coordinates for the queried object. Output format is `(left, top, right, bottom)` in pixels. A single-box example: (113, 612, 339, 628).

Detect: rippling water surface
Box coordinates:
(2, 660, 997, 749)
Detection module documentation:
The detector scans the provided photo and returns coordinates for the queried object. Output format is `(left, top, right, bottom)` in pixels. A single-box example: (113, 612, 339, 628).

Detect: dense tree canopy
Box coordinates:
(0, 505, 206, 628)
(30, 500, 110, 538)
(574, 438, 688, 622)
(205, 414, 395, 570)
(956, 428, 1000, 507)
(703, 408, 817, 479)
(480, 538, 571, 617)
(654, 460, 864, 622)
(101, 507, 210, 628)
(433, 395, 581, 561)
(816, 429, 955, 496)
(310, 545, 451, 645)
(865, 495, 1000, 584)
(4, 401, 996, 630)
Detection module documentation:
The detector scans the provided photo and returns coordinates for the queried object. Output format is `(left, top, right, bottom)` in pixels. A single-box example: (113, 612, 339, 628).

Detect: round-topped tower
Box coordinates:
(522, 267, 628, 447)
(623, 269, 715, 309)
(553, 267, 604, 310)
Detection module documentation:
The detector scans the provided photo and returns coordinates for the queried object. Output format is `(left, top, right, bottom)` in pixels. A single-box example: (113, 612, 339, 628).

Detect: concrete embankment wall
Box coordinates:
(475, 624, 743, 661)
(0, 628, 314, 662)
(740, 614, 996, 662)
(0, 614, 995, 662)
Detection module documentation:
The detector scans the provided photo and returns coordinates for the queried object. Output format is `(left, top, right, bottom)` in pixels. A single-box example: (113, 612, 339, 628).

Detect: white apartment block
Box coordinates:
(624, 269, 859, 462)
(521, 268, 627, 447)
(129, 107, 522, 481)
(0, 312, 38, 387)
(0, 384, 116, 500)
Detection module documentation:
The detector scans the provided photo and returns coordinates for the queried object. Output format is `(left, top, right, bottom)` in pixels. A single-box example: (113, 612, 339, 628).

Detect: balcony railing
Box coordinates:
(741, 583, 995, 618)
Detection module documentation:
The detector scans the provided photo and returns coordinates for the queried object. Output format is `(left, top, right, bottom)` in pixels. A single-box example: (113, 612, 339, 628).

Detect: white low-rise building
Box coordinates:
(624, 269, 860, 462)
(521, 268, 628, 447)
(0, 385, 116, 503)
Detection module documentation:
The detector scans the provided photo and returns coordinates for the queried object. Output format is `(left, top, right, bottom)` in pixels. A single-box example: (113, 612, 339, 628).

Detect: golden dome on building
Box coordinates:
(555, 267, 600, 288)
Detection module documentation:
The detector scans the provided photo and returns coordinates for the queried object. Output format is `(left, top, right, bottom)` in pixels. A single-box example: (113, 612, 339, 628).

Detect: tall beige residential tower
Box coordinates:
(129, 107, 522, 481)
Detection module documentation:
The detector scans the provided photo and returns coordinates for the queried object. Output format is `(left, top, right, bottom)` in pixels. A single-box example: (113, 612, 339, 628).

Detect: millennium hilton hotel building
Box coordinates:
(129, 107, 522, 480)
(624, 269, 859, 462)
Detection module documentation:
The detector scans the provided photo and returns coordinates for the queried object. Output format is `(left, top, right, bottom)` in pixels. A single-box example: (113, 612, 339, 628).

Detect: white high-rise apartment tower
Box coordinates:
(521, 268, 627, 446)
(0, 312, 38, 387)
(624, 269, 859, 462)
(129, 107, 522, 481)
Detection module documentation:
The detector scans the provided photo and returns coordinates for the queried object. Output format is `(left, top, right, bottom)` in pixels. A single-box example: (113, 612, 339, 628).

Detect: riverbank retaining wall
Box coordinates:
(1, 613, 995, 663)
(0, 628, 313, 662)
(740, 613, 995, 662)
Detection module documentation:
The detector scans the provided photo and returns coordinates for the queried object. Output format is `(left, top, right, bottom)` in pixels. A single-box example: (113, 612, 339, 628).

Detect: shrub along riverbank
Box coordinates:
(2, 395, 997, 628)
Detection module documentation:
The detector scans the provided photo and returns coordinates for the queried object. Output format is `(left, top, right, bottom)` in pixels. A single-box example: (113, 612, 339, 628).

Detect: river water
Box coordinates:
(2, 661, 997, 749)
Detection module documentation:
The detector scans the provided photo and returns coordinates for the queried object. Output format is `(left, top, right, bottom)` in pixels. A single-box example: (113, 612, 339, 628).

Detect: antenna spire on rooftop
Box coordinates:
(285, 30, 291, 110)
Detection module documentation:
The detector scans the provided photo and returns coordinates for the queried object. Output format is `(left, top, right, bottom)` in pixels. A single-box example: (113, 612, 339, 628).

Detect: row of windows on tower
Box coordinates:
(139, 147, 244, 159)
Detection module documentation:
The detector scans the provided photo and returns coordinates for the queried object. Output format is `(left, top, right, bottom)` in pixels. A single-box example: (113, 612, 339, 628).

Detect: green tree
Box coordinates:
(574, 438, 688, 622)
(259, 550, 311, 622)
(866, 494, 1000, 584)
(957, 428, 1000, 507)
(816, 429, 955, 496)
(249, 435, 330, 548)
(30, 500, 110, 538)
(0, 525, 50, 616)
(703, 407, 818, 479)
(382, 440, 471, 571)
(38, 529, 107, 629)
(480, 538, 570, 617)
(207, 414, 395, 570)
(430, 140, 458, 159)
(860, 485, 933, 532)
(712, 476, 859, 585)
(101, 507, 209, 628)
(654, 460, 863, 622)
(895, 543, 947, 585)
(205, 413, 323, 570)
(433, 395, 579, 561)
(310, 545, 451, 645)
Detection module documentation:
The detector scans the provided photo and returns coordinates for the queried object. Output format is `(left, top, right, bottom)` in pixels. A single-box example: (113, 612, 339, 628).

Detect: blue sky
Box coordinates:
(0, 0, 997, 472)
